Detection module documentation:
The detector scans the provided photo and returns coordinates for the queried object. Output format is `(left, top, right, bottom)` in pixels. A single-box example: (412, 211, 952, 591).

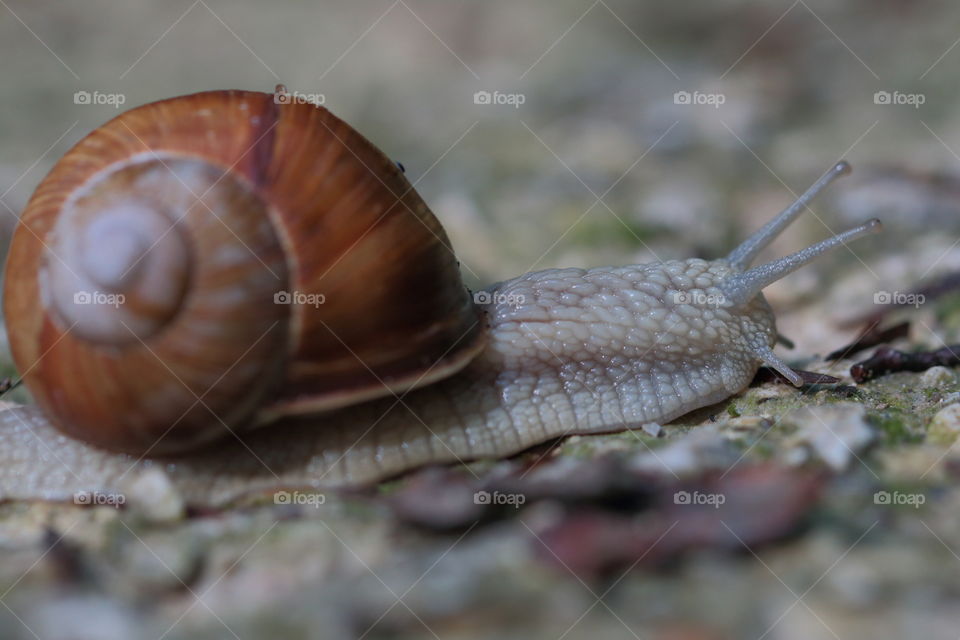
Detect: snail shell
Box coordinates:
(4, 89, 484, 454)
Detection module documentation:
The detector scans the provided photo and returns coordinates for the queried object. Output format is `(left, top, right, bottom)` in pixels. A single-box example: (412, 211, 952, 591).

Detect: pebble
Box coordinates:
(125, 468, 186, 522)
(641, 422, 662, 437)
(942, 391, 960, 406)
(752, 385, 793, 400)
(628, 428, 738, 476)
(928, 404, 960, 446)
(877, 445, 947, 482)
(783, 403, 876, 472)
(28, 595, 143, 640)
(921, 366, 956, 388)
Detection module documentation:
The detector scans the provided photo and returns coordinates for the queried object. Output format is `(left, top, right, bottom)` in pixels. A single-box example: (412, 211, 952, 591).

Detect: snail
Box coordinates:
(0, 86, 880, 507)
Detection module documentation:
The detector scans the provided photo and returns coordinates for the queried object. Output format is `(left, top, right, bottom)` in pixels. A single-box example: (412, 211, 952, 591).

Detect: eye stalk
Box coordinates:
(720, 160, 881, 307)
(726, 160, 852, 271)
(721, 217, 882, 308)
(715, 160, 883, 386)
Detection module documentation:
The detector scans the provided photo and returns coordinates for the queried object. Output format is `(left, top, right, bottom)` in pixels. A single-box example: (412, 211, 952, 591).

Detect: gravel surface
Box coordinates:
(4, 1, 960, 638)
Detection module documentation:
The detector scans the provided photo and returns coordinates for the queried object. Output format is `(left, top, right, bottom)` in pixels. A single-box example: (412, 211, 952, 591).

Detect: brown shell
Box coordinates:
(3, 89, 485, 454)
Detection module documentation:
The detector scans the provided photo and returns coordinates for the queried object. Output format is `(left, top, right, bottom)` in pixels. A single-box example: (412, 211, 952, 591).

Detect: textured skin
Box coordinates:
(0, 259, 778, 507)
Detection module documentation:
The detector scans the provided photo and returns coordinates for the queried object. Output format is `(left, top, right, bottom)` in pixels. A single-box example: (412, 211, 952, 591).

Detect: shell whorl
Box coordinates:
(9, 150, 291, 454)
(42, 157, 194, 343)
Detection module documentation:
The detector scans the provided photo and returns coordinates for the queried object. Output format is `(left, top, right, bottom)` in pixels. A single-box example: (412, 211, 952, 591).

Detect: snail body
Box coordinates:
(0, 88, 880, 504)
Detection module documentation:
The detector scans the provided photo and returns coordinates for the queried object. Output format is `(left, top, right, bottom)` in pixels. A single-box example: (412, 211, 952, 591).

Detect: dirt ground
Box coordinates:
(3, 1, 960, 638)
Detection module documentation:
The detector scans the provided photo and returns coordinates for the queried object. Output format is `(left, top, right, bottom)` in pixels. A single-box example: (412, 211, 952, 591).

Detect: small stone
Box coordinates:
(921, 365, 956, 388)
(28, 595, 141, 640)
(877, 445, 948, 482)
(782, 446, 809, 466)
(628, 429, 737, 476)
(641, 422, 662, 437)
(753, 385, 792, 400)
(942, 391, 960, 406)
(124, 468, 185, 522)
(783, 403, 875, 472)
(928, 404, 960, 446)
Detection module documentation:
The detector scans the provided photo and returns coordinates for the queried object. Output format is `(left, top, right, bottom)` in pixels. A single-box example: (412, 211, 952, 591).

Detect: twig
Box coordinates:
(825, 320, 910, 361)
(850, 345, 960, 383)
(0, 378, 22, 396)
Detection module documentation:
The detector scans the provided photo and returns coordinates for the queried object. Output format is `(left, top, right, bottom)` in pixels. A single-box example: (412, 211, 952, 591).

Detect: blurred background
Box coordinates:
(4, 1, 960, 638)
(4, 0, 960, 350)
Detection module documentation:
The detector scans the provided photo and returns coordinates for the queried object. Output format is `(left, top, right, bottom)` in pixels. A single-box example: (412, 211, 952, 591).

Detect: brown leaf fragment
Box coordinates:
(530, 465, 824, 576)
(387, 456, 662, 530)
(387, 467, 491, 530)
